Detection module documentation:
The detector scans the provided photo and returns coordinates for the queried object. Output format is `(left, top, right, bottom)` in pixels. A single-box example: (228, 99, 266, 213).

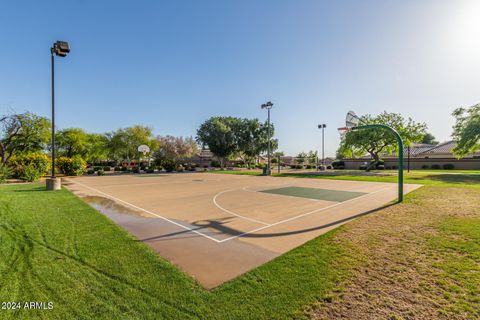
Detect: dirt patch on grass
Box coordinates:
(311, 187, 480, 320)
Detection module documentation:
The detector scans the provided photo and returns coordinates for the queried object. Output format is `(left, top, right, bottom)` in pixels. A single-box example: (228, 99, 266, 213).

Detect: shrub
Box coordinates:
(306, 164, 313, 169)
(23, 164, 43, 182)
(443, 164, 454, 170)
(87, 169, 95, 175)
(421, 165, 429, 169)
(93, 166, 102, 172)
(0, 165, 13, 183)
(57, 156, 87, 176)
(70, 156, 87, 176)
(162, 159, 176, 172)
(332, 160, 345, 169)
(210, 160, 221, 168)
(132, 168, 140, 174)
(114, 166, 122, 172)
(121, 166, 128, 171)
(176, 165, 185, 172)
(9, 152, 50, 181)
(146, 168, 155, 174)
(431, 164, 441, 170)
(97, 169, 105, 176)
(103, 166, 111, 172)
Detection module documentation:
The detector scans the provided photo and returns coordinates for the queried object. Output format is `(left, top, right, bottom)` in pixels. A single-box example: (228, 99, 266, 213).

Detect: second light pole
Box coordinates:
(261, 101, 274, 175)
(318, 124, 326, 169)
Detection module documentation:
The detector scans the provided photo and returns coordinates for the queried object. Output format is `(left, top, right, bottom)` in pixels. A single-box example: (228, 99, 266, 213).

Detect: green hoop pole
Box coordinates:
(351, 124, 404, 203)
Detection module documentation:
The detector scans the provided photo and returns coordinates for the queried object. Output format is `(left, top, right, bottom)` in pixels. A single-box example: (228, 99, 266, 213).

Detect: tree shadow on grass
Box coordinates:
(12, 186, 47, 192)
(410, 174, 480, 185)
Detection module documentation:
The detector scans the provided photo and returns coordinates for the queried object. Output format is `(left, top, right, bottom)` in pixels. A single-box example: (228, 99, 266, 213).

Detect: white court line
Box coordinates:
(213, 189, 271, 226)
(65, 179, 223, 243)
(217, 186, 392, 242)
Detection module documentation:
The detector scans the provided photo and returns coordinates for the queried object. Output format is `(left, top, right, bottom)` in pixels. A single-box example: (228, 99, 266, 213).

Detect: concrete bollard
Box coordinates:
(46, 177, 62, 191)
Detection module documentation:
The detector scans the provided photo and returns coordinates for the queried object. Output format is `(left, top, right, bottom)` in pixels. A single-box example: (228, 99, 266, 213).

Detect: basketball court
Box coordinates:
(64, 172, 421, 288)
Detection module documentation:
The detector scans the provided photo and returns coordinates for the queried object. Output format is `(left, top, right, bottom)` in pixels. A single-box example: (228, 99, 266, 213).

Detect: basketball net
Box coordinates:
(337, 127, 351, 139)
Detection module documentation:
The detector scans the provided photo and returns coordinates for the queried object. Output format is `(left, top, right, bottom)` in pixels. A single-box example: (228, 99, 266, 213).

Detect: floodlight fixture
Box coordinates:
(261, 101, 273, 110)
(52, 41, 70, 57)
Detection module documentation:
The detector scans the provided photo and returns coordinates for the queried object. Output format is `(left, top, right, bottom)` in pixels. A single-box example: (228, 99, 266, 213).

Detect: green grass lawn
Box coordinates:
(213, 169, 480, 188)
(1, 171, 479, 319)
(0, 184, 352, 320)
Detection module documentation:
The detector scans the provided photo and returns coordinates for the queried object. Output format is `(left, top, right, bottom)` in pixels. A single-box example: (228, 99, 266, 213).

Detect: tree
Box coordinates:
(154, 135, 199, 163)
(85, 133, 109, 164)
(296, 152, 307, 164)
(197, 116, 279, 168)
(196, 117, 241, 168)
(421, 133, 438, 145)
(452, 103, 480, 157)
(56, 128, 89, 158)
(338, 111, 427, 162)
(0, 112, 50, 165)
(236, 118, 278, 164)
(106, 126, 158, 166)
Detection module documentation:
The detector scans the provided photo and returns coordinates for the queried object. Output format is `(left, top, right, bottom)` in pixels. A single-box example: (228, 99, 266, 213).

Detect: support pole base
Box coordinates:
(46, 177, 62, 191)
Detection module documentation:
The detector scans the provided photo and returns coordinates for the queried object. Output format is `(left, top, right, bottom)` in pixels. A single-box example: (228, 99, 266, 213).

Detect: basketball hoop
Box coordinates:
(137, 144, 150, 156)
(346, 110, 360, 128)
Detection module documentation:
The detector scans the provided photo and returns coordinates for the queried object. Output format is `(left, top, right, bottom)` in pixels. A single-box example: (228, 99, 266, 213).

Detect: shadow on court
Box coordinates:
(141, 204, 395, 242)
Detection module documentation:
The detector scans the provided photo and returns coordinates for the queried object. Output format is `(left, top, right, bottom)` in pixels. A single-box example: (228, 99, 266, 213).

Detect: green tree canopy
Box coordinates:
(421, 133, 438, 145)
(106, 126, 158, 165)
(0, 112, 50, 165)
(196, 117, 278, 167)
(236, 118, 278, 162)
(56, 128, 89, 158)
(196, 117, 240, 167)
(338, 111, 427, 162)
(452, 103, 480, 157)
(85, 133, 109, 164)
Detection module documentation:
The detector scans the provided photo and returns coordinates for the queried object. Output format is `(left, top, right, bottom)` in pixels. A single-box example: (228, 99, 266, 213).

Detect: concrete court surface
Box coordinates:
(63, 172, 422, 288)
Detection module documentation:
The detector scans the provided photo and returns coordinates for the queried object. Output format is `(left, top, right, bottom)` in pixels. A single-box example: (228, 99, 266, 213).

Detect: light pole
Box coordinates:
(318, 124, 326, 169)
(261, 101, 273, 175)
(46, 41, 70, 191)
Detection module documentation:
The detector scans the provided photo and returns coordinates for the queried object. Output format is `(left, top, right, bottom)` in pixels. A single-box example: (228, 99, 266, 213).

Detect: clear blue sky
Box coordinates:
(1, 0, 479, 156)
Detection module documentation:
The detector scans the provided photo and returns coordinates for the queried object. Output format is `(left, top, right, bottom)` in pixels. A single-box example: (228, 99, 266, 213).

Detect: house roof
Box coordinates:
(406, 143, 437, 156)
(421, 141, 456, 154)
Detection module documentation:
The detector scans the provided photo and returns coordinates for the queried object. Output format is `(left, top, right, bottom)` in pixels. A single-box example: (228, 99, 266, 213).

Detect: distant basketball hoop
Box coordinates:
(138, 144, 150, 156)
